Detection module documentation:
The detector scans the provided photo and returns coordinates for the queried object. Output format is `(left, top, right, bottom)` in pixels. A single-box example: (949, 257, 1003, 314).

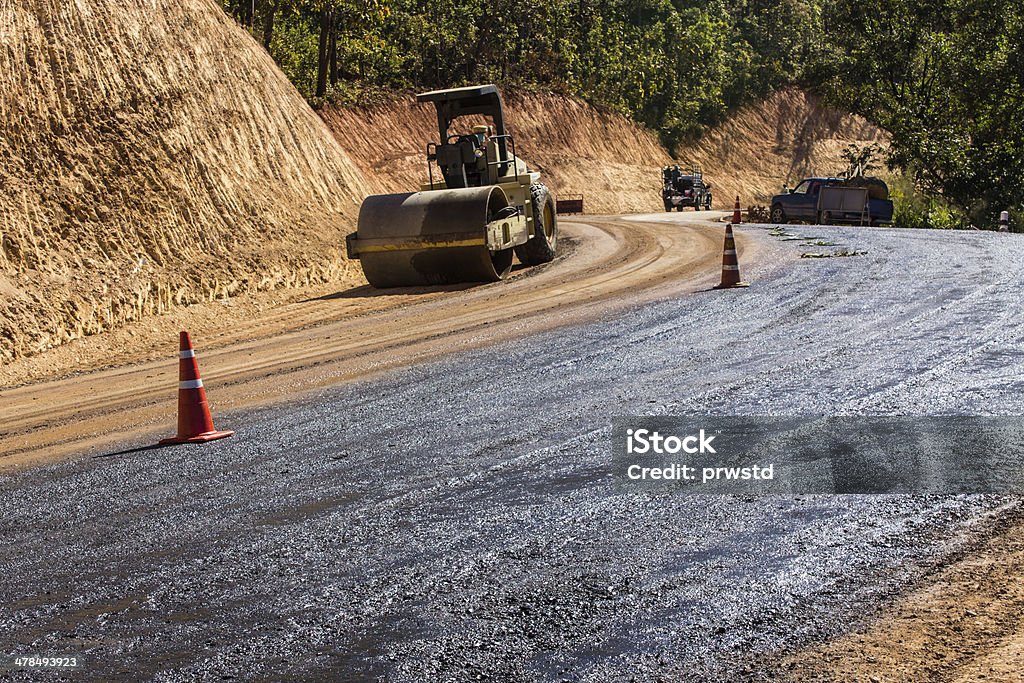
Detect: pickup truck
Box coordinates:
(770, 177, 893, 226)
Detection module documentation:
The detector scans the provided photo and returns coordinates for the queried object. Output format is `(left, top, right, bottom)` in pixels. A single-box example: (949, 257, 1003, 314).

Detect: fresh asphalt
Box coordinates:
(2, 219, 1023, 681)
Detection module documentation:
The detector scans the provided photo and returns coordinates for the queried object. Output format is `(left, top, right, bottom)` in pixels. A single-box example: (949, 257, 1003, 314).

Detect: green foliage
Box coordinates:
(269, 8, 319, 97)
(219, 0, 1024, 230)
(818, 0, 1024, 230)
(840, 143, 883, 177)
(221, 0, 811, 151)
(889, 173, 969, 230)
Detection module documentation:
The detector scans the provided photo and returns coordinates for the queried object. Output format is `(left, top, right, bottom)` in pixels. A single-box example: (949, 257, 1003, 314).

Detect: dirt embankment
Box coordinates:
(0, 0, 368, 365)
(0, 1, 888, 378)
(319, 90, 673, 215)
(322, 87, 889, 216)
(689, 87, 890, 206)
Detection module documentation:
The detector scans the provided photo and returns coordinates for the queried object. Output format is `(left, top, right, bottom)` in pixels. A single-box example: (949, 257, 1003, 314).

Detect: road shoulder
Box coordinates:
(780, 512, 1024, 682)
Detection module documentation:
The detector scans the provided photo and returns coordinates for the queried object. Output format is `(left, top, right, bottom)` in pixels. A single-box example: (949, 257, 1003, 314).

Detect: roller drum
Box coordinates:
(354, 186, 514, 288)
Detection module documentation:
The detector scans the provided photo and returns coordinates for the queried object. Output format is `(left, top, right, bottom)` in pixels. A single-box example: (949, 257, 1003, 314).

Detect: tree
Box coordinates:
(316, 3, 332, 98)
(820, 0, 1024, 227)
(262, 0, 277, 48)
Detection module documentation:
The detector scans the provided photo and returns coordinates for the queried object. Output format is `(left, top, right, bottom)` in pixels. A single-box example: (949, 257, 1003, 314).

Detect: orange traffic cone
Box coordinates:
(713, 224, 749, 289)
(159, 331, 234, 444)
(732, 196, 742, 224)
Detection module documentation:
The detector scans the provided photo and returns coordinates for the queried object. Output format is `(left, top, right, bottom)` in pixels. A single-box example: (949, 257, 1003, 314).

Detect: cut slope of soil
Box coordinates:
(322, 87, 888, 218)
(0, 0, 369, 365)
(319, 90, 672, 215)
(687, 87, 890, 206)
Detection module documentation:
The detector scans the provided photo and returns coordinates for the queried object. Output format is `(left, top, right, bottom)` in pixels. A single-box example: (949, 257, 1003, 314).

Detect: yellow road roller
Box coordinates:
(346, 85, 558, 287)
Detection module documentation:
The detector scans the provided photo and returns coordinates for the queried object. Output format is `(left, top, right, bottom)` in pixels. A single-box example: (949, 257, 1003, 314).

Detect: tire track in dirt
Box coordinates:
(0, 214, 752, 468)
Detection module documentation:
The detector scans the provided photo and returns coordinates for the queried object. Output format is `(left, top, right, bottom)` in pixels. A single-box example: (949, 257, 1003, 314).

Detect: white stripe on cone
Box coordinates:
(723, 265, 739, 271)
(179, 349, 196, 359)
(179, 379, 204, 389)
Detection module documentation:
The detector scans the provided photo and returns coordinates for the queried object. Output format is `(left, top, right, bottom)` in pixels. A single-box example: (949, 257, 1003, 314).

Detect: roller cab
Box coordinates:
(346, 85, 559, 288)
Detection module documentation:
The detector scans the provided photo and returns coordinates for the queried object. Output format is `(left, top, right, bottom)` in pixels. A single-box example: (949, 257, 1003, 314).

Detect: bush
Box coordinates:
(889, 174, 969, 230)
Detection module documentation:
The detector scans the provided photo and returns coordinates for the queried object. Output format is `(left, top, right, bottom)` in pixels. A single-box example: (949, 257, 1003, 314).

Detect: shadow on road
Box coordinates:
(93, 443, 171, 460)
(305, 281, 488, 302)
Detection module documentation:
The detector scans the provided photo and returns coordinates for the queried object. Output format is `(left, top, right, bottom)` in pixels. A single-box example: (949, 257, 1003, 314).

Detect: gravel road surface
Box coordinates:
(3, 217, 1022, 681)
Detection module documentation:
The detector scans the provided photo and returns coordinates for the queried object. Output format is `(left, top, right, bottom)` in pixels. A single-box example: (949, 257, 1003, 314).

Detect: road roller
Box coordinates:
(345, 84, 559, 287)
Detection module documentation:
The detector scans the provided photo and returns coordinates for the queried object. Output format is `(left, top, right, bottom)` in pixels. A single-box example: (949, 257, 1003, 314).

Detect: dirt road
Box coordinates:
(3, 215, 1024, 681)
(0, 213, 734, 469)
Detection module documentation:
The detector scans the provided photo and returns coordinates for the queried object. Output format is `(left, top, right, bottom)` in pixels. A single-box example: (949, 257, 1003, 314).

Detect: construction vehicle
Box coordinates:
(662, 164, 712, 211)
(346, 85, 558, 287)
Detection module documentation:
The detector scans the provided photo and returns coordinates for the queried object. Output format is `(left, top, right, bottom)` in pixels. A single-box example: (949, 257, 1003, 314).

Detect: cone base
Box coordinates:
(714, 281, 750, 289)
(159, 430, 235, 445)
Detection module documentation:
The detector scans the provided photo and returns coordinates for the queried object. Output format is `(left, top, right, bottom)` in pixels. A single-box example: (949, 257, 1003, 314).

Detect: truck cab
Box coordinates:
(771, 178, 837, 223)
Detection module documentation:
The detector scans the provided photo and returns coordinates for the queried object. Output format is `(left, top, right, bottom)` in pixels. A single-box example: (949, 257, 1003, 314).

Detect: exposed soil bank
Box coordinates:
(320, 90, 672, 215)
(0, 3, 886, 376)
(321, 87, 888, 216)
(689, 88, 889, 206)
(0, 0, 368, 365)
